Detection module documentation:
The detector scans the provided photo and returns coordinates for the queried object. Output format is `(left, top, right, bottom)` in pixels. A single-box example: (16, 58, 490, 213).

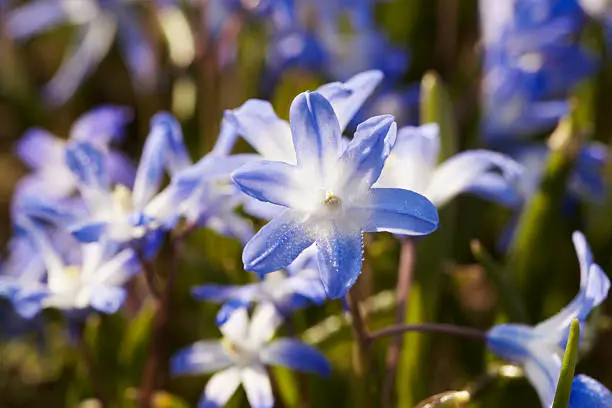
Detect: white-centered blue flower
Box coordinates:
(0, 217, 140, 319)
(232, 91, 438, 299)
(66, 113, 191, 252)
(192, 246, 326, 322)
(143, 119, 260, 244)
(14, 106, 133, 202)
(487, 231, 611, 408)
(374, 123, 524, 208)
(172, 305, 331, 408)
(226, 70, 386, 219)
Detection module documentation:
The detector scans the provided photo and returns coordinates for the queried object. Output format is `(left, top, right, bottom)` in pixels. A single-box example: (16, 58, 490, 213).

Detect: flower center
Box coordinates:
(48, 265, 82, 294)
(324, 192, 342, 209)
(221, 338, 257, 365)
(112, 185, 134, 215)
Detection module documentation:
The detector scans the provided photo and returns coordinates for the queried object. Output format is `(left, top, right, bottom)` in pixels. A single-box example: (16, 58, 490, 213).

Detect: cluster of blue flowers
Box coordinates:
(0, 67, 607, 406)
(2, 0, 612, 407)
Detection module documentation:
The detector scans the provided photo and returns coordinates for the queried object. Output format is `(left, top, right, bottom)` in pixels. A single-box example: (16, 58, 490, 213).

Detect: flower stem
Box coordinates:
(367, 323, 487, 344)
(381, 237, 416, 408)
(138, 234, 186, 407)
(346, 288, 375, 408)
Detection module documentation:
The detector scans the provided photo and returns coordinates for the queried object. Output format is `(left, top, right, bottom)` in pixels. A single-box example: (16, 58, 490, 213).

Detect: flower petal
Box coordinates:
(534, 233, 610, 339)
(284, 272, 327, 304)
(569, 375, 612, 408)
(65, 141, 108, 190)
(374, 123, 440, 192)
(116, 11, 157, 91)
(248, 303, 283, 345)
(198, 367, 242, 408)
(70, 221, 108, 243)
(15, 129, 65, 169)
(171, 341, 232, 375)
(105, 151, 136, 188)
(191, 284, 257, 304)
(261, 339, 331, 376)
(16, 195, 83, 226)
(426, 150, 522, 207)
(89, 285, 126, 314)
(316, 70, 383, 131)
(241, 365, 274, 408)
(463, 173, 524, 208)
(16, 216, 65, 277)
(70, 106, 132, 143)
(5, 0, 71, 40)
(44, 17, 116, 106)
(13, 290, 49, 319)
(486, 323, 535, 363)
(338, 114, 397, 193)
(93, 248, 140, 286)
(289, 91, 342, 178)
(315, 226, 363, 299)
(133, 112, 190, 210)
(173, 154, 258, 198)
(210, 117, 239, 156)
(358, 188, 439, 235)
(524, 343, 562, 408)
(225, 100, 295, 162)
(242, 210, 315, 275)
(219, 307, 249, 343)
(232, 160, 303, 208)
(207, 212, 255, 244)
(570, 143, 607, 201)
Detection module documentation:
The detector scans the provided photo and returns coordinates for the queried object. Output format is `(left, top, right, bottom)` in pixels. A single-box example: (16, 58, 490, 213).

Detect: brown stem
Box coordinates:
(138, 238, 183, 407)
(138, 251, 161, 300)
(367, 323, 487, 345)
(381, 238, 416, 408)
(346, 288, 375, 408)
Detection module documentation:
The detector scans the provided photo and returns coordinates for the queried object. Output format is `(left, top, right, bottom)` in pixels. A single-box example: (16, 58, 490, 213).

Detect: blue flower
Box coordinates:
(511, 142, 607, 203)
(374, 123, 524, 208)
(5, 0, 162, 105)
(144, 119, 259, 243)
(0, 217, 140, 318)
(65, 113, 191, 250)
(479, 0, 597, 141)
(487, 231, 610, 407)
(264, 4, 408, 90)
(192, 246, 326, 322)
(14, 106, 133, 201)
(232, 91, 438, 299)
(171, 305, 330, 408)
(227, 70, 384, 220)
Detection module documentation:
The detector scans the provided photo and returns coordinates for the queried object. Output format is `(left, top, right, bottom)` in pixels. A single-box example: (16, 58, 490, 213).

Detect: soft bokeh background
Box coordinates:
(0, 0, 610, 407)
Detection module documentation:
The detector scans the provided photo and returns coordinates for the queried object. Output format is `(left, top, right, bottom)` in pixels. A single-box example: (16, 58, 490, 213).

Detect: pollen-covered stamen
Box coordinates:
(112, 184, 134, 215)
(48, 265, 82, 294)
(324, 192, 342, 209)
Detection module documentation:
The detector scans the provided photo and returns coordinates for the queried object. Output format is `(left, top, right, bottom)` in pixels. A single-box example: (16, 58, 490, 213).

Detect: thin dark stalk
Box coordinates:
(381, 238, 416, 408)
(138, 252, 161, 300)
(346, 289, 371, 357)
(367, 323, 488, 345)
(346, 288, 375, 408)
(138, 237, 184, 408)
